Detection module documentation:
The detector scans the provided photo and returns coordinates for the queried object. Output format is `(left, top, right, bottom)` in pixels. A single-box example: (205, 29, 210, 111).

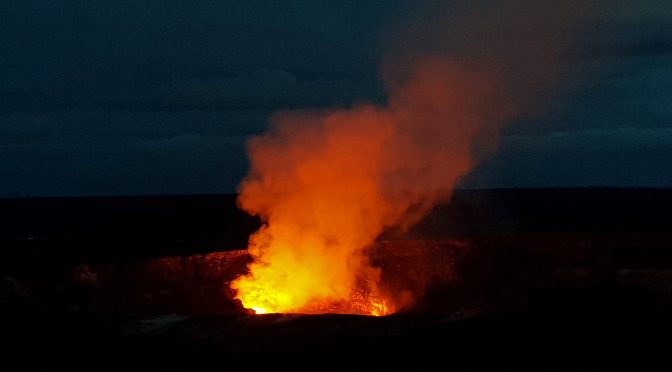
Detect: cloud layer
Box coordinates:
(1, 0, 671, 196)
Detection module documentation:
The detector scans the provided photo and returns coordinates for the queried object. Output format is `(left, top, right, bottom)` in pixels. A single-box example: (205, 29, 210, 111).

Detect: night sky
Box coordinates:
(1, 0, 671, 197)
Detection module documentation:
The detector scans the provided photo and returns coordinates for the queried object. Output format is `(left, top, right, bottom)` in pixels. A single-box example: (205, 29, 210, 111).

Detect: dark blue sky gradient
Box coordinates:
(1, 0, 671, 196)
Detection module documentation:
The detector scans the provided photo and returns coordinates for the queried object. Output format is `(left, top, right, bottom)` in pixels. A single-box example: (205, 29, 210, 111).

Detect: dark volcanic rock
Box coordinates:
(66, 240, 470, 317)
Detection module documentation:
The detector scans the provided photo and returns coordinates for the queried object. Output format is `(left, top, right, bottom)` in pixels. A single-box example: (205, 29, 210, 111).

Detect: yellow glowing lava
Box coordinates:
(231, 224, 396, 316)
(250, 306, 268, 315)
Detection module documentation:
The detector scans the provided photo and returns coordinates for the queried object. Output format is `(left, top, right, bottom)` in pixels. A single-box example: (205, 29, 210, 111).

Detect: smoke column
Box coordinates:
(231, 1, 602, 314)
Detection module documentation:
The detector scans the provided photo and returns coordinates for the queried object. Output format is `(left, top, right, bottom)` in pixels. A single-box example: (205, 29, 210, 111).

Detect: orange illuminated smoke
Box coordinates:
(231, 58, 502, 315)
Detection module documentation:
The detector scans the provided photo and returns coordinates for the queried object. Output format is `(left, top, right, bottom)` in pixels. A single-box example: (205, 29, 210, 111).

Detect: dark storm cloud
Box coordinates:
(1, 0, 671, 196)
(0, 71, 384, 114)
(566, 18, 672, 61)
(474, 47, 672, 187)
(0, 0, 406, 86)
(621, 37, 672, 58)
(464, 128, 672, 188)
(0, 0, 399, 113)
(0, 0, 408, 196)
(0, 110, 263, 196)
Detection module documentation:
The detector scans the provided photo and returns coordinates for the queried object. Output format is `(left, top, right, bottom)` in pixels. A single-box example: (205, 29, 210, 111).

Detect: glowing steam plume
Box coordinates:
(231, 58, 503, 315)
(231, 1, 602, 315)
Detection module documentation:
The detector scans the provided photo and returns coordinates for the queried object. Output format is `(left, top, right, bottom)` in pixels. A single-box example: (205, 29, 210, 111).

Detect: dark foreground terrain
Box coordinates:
(2, 188, 672, 362)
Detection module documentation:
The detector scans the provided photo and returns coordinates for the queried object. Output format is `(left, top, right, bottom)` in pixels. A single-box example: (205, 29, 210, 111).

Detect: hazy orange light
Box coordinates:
(231, 58, 498, 316)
